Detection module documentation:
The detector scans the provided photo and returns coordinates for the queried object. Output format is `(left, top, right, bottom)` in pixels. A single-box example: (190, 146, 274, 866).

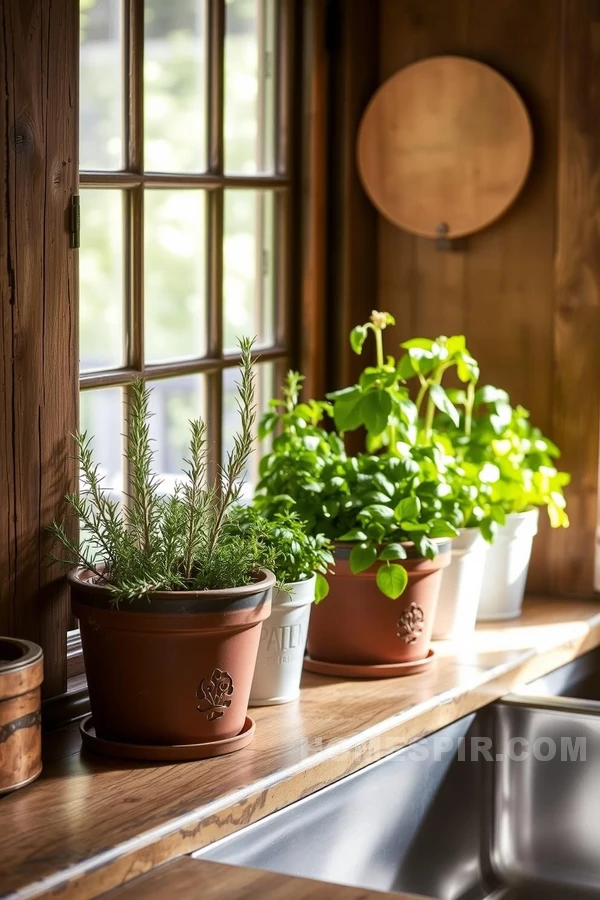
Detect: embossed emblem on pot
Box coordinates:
(397, 602, 425, 643)
(196, 668, 234, 720)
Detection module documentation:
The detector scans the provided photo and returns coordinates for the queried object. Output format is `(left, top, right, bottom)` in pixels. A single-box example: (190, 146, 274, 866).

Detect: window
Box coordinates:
(79, 0, 293, 498)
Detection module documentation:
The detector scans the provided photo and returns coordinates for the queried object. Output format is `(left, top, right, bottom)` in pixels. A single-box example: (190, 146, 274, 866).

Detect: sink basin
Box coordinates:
(518, 647, 600, 703)
(195, 689, 600, 899)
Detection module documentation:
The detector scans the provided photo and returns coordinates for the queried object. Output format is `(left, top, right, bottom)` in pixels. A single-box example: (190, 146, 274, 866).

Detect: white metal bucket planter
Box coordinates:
(477, 509, 539, 621)
(433, 528, 488, 640)
(249, 574, 316, 706)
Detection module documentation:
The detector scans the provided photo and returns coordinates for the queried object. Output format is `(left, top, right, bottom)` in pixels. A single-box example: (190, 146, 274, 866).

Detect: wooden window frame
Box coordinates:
(0, 0, 79, 700)
(1, 0, 327, 709)
(80, 0, 294, 460)
(68, 0, 297, 674)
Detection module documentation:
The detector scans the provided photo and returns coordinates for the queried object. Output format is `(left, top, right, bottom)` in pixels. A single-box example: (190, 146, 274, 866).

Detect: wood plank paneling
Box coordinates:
(378, 0, 470, 346)
(460, 0, 560, 593)
(299, 0, 329, 399)
(548, 0, 600, 594)
(0, 0, 78, 694)
(2, 598, 600, 900)
(329, 0, 380, 389)
(370, 0, 599, 595)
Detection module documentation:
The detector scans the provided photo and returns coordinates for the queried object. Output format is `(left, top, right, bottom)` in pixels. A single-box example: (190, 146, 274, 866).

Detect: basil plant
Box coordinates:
(255, 371, 459, 599)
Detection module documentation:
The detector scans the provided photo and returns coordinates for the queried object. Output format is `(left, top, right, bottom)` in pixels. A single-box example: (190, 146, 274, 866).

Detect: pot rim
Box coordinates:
(451, 527, 488, 546)
(274, 573, 317, 607)
(279, 572, 317, 591)
(334, 537, 452, 560)
(502, 507, 540, 520)
(0, 638, 43, 674)
(68, 565, 276, 601)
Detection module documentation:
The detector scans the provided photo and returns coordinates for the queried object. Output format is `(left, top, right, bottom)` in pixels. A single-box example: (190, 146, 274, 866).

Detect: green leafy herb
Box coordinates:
(397, 333, 479, 443)
(255, 376, 460, 599)
(227, 505, 333, 602)
(256, 319, 570, 604)
(450, 394, 570, 527)
(327, 311, 416, 453)
(48, 338, 280, 603)
(376, 564, 408, 600)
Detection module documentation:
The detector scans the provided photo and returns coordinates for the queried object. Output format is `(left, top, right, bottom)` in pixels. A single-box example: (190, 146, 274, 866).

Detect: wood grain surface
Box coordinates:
(339, 0, 600, 597)
(0, 0, 78, 697)
(328, 0, 380, 398)
(357, 56, 532, 238)
(1, 598, 600, 900)
(298, 0, 329, 400)
(547, 0, 600, 594)
(100, 857, 429, 900)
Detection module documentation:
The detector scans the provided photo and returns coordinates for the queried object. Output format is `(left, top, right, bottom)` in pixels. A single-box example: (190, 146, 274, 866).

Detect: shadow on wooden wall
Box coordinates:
(328, 0, 600, 597)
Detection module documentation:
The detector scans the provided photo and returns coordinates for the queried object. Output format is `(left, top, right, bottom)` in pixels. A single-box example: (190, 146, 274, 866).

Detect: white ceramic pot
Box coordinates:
(249, 574, 316, 706)
(477, 509, 539, 621)
(433, 528, 488, 640)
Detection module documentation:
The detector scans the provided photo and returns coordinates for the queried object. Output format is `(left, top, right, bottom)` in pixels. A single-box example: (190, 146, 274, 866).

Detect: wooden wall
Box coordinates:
(331, 0, 600, 597)
(0, 0, 78, 695)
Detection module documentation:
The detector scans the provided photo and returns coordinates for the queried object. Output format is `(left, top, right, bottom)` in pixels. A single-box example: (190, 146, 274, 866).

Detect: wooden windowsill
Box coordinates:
(2, 595, 600, 900)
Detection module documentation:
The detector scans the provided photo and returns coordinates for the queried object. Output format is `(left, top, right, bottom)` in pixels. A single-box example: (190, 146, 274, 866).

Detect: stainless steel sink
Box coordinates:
(519, 646, 600, 702)
(195, 657, 600, 899)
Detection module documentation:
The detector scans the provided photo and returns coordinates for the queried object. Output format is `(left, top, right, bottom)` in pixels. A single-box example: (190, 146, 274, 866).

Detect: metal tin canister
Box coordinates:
(0, 638, 43, 794)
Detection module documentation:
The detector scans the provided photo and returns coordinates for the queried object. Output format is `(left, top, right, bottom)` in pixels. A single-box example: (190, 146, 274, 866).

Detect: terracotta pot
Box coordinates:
(307, 542, 451, 666)
(0, 638, 43, 794)
(249, 575, 315, 706)
(70, 568, 274, 745)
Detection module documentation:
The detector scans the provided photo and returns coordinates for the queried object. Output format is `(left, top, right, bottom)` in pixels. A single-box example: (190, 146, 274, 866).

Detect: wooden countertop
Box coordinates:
(2, 596, 600, 900)
(100, 858, 427, 900)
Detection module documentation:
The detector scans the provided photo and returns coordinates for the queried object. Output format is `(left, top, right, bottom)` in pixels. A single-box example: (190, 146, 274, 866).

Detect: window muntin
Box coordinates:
(78, 0, 292, 496)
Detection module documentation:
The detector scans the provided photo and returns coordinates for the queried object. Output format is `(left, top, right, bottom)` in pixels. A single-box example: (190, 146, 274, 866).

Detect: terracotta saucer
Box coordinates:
(303, 648, 435, 679)
(79, 715, 256, 762)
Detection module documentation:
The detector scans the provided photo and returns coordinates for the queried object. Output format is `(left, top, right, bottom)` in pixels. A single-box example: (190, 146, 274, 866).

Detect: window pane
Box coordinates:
(146, 375, 206, 492)
(80, 0, 123, 170)
(79, 190, 124, 373)
(144, 0, 207, 172)
(224, 0, 276, 173)
(222, 361, 274, 497)
(223, 190, 275, 352)
(79, 388, 124, 498)
(144, 190, 207, 364)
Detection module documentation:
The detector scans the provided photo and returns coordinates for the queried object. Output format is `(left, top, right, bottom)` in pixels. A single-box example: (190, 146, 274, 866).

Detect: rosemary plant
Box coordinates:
(49, 338, 274, 602)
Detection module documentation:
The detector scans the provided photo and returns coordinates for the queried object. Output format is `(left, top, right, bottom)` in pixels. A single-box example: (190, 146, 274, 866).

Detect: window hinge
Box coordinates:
(262, 249, 270, 278)
(70, 194, 80, 249)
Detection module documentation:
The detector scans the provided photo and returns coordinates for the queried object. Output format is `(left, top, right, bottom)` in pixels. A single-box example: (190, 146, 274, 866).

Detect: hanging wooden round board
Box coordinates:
(357, 56, 533, 239)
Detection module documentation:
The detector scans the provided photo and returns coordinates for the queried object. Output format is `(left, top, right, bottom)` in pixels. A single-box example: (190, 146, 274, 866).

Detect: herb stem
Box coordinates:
(423, 362, 452, 444)
(424, 390, 437, 445)
(465, 381, 475, 437)
(388, 422, 398, 454)
(415, 377, 429, 415)
(374, 328, 384, 369)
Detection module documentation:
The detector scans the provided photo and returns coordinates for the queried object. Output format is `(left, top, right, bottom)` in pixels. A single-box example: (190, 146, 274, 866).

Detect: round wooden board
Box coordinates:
(357, 56, 533, 239)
